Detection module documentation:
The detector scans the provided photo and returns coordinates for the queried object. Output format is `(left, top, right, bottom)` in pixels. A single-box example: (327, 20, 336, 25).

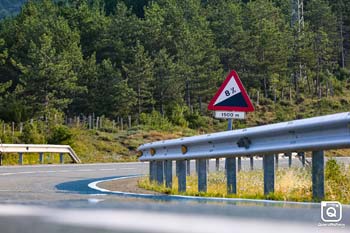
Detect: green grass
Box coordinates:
(138, 159, 350, 203)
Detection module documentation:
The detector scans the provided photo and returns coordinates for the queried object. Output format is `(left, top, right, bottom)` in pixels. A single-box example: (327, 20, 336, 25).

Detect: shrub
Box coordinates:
(139, 110, 173, 131)
(169, 104, 189, 128)
(48, 125, 74, 145)
(20, 123, 45, 144)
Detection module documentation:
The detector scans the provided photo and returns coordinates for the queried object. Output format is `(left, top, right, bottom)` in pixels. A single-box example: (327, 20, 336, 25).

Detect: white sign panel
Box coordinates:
(214, 111, 245, 119)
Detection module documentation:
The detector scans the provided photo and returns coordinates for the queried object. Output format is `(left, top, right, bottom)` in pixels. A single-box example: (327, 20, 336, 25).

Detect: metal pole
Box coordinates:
(226, 157, 237, 194)
(0, 154, 2, 166)
(215, 158, 220, 171)
(18, 152, 23, 165)
(177, 160, 187, 192)
(238, 157, 242, 172)
(149, 161, 157, 182)
(186, 160, 191, 176)
(312, 151, 324, 200)
(224, 118, 233, 173)
(286, 152, 292, 168)
(59, 153, 64, 164)
(39, 152, 44, 164)
(156, 161, 164, 185)
(263, 155, 275, 195)
(165, 160, 172, 188)
(298, 152, 305, 167)
(198, 159, 207, 192)
(250, 156, 254, 170)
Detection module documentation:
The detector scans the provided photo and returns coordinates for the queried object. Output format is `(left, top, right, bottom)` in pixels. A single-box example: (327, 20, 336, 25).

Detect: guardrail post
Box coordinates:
(298, 152, 305, 167)
(250, 156, 254, 170)
(39, 152, 44, 164)
(177, 160, 186, 192)
(226, 157, 237, 194)
(156, 161, 164, 185)
(195, 160, 199, 174)
(165, 160, 172, 188)
(238, 157, 242, 172)
(275, 154, 279, 169)
(286, 152, 292, 168)
(312, 151, 324, 200)
(59, 153, 64, 164)
(215, 158, 220, 171)
(263, 155, 275, 195)
(18, 152, 23, 165)
(149, 161, 157, 182)
(198, 159, 207, 192)
(186, 160, 191, 176)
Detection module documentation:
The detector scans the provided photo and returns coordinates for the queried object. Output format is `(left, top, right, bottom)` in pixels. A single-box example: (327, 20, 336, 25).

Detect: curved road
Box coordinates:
(0, 161, 349, 233)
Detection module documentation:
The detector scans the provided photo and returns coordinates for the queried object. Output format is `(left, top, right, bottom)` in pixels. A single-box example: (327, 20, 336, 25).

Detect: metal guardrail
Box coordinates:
(0, 144, 81, 164)
(139, 112, 350, 160)
(138, 112, 350, 200)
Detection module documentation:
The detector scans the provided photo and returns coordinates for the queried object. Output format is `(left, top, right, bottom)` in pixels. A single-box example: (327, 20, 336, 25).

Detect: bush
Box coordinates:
(169, 104, 189, 128)
(139, 110, 173, 131)
(20, 123, 45, 144)
(48, 125, 74, 145)
(325, 159, 350, 203)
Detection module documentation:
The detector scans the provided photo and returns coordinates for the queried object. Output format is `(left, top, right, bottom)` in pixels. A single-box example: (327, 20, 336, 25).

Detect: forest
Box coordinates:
(0, 0, 350, 125)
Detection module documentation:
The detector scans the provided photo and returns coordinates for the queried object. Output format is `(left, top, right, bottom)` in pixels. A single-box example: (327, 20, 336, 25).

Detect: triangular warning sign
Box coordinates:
(208, 70, 254, 112)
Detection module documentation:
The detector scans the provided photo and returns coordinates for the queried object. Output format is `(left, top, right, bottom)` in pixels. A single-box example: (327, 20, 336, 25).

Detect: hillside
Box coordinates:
(0, 0, 350, 164)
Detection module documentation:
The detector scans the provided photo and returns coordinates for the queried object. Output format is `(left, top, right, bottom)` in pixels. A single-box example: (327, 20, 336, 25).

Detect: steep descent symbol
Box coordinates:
(208, 70, 254, 112)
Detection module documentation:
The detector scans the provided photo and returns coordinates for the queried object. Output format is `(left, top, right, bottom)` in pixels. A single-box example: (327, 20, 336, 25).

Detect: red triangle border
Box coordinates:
(208, 70, 254, 112)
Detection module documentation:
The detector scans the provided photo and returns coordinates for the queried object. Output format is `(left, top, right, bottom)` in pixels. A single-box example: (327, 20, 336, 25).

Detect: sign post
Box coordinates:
(208, 70, 254, 194)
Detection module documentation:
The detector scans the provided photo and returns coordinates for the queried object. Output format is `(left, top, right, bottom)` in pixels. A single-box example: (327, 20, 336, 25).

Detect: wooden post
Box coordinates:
(128, 116, 132, 128)
(11, 122, 14, 136)
(96, 117, 99, 130)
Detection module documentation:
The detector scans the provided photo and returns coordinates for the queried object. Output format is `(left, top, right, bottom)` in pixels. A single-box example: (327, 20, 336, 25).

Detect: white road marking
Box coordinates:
(0, 165, 141, 176)
(87, 176, 332, 207)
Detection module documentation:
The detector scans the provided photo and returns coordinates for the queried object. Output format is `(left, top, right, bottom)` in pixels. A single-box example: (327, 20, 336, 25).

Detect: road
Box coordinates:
(0, 159, 349, 233)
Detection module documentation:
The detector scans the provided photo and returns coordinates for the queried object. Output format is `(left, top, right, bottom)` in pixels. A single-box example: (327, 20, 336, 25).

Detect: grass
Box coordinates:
(138, 159, 350, 204)
(0, 126, 198, 165)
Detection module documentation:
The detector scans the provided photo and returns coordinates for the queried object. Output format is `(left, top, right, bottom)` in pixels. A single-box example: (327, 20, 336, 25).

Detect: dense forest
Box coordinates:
(0, 0, 350, 125)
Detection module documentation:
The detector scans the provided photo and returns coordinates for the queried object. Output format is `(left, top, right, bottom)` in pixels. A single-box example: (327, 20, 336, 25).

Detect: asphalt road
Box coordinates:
(0, 159, 349, 233)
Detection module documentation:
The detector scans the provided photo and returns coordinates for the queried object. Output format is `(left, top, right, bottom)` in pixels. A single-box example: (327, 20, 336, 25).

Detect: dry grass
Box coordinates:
(138, 161, 350, 203)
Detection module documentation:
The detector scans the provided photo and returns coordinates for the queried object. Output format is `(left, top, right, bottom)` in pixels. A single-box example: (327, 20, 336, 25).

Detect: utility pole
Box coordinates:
(291, 0, 305, 97)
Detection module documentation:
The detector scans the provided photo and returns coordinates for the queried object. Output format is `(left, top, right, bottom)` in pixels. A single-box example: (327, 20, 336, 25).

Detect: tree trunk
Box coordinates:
(137, 83, 141, 114)
(340, 13, 345, 68)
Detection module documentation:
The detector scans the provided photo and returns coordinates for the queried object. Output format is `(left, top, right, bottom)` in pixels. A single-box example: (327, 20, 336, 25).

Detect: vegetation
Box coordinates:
(0, 0, 349, 123)
(138, 159, 350, 203)
(1, 0, 350, 164)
